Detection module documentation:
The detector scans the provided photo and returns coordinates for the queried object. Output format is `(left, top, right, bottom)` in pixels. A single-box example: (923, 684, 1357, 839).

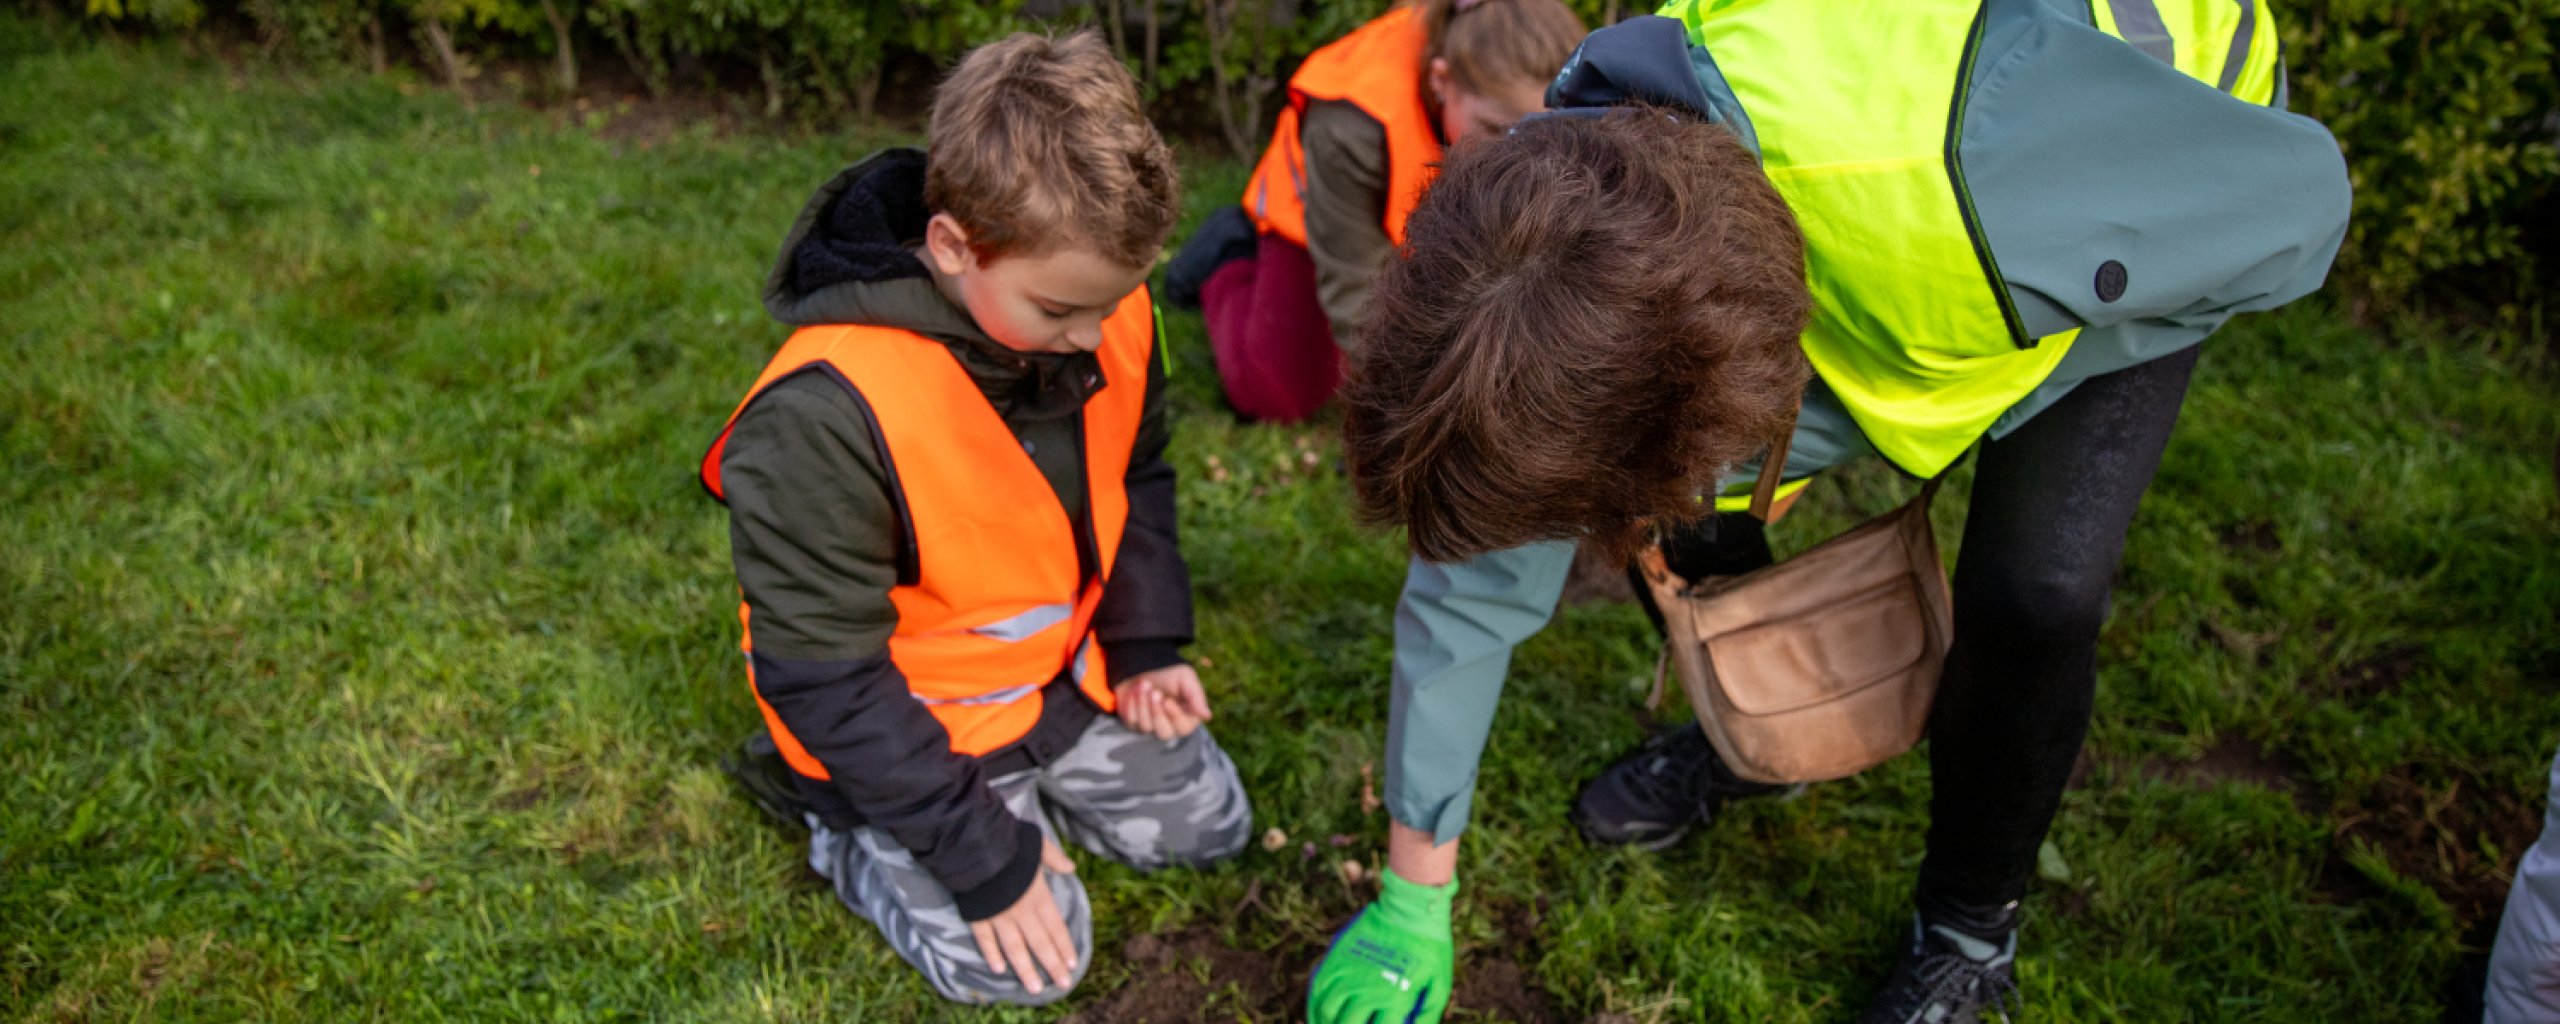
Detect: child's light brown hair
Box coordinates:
(1422, 0, 1587, 95)
(925, 30, 1179, 269)
(1342, 107, 1813, 564)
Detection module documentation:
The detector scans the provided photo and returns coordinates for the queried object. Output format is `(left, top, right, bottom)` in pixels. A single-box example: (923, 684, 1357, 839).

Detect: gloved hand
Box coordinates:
(1308, 869, 1456, 1024)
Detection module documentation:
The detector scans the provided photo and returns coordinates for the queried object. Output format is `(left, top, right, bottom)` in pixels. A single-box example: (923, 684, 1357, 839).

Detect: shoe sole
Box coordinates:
(1572, 815, 1691, 852)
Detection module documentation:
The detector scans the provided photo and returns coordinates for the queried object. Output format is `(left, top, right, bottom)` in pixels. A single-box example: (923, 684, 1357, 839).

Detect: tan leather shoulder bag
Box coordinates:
(1634, 425, 1954, 785)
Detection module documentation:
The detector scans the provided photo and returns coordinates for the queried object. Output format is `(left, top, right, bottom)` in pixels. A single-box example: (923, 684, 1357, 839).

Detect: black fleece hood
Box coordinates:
(761, 148, 1105, 420)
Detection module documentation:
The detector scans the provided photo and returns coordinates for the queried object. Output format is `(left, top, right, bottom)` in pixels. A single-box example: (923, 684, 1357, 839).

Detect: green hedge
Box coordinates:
(2285, 0, 2558, 318)
(65, 0, 2559, 316)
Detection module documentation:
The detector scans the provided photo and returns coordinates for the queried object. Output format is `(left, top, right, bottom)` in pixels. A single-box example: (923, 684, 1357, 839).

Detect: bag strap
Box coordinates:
(1634, 546, 1679, 712)
(1747, 403, 1801, 522)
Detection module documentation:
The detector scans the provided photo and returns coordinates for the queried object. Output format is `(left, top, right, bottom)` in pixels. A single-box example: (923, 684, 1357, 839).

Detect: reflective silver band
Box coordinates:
(968, 603, 1074, 643)
(2218, 0, 2257, 93)
(2109, 0, 2176, 65)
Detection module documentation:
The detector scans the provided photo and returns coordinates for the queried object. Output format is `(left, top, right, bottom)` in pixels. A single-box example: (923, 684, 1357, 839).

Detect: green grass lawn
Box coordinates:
(5, 18, 2558, 1023)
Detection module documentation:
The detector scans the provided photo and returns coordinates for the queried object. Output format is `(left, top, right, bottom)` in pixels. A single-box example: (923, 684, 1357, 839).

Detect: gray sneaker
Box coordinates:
(1858, 916, 2022, 1024)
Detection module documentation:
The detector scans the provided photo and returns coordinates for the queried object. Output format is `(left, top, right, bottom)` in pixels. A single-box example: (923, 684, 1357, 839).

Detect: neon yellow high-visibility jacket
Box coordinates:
(1581, 0, 2349, 493)
(1385, 0, 2352, 843)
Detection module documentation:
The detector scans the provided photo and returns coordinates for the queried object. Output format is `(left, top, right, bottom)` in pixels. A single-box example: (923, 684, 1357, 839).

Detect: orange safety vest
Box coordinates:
(699, 291, 1155, 774)
(1242, 5, 1445, 249)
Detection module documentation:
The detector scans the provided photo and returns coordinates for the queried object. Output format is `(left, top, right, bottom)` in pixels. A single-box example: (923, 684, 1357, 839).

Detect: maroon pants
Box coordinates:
(1202, 234, 1341, 423)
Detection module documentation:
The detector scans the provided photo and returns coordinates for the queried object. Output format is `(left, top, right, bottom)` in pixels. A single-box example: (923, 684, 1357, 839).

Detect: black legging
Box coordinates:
(1640, 345, 2204, 928)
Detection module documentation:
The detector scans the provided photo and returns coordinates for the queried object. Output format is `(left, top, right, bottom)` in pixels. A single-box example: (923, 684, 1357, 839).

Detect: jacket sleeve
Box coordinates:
(1091, 328, 1194, 682)
(723, 376, 1044, 920)
(1299, 99, 1399, 352)
(1384, 541, 1576, 843)
(1962, 1, 2351, 339)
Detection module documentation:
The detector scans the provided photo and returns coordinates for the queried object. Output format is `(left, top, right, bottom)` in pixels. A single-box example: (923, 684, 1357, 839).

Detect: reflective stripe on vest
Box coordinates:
(2094, 0, 2284, 103)
(703, 289, 1155, 772)
(1660, 0, 2280, 477)
(1242, 6, 1444, 248)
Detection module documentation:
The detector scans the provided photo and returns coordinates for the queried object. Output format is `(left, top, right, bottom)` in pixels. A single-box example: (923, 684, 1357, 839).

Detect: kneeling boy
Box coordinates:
(700, 31, 1251, 1005)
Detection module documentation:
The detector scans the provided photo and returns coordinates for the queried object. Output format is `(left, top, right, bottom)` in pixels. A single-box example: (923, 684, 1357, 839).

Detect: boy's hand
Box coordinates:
(1114, 664, 1213, 742)
(968, 838, 1080, 996)
(1308, 869, 1457, 1024)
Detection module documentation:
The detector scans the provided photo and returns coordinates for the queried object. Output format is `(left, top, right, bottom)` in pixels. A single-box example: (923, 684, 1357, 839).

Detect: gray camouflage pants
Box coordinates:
(807, 717, 1253, 1006)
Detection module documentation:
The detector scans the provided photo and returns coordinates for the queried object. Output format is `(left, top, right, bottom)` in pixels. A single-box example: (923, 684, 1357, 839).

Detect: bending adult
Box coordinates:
(1306, 3, 2352, 1023)
(1162, 0, 1585, 423)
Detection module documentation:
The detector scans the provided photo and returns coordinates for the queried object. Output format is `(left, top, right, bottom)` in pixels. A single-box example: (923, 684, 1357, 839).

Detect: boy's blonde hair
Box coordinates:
(926, 30, 1179, 270)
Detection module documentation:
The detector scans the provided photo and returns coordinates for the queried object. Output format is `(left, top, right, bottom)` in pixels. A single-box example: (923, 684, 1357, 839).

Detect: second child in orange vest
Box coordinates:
(702, 32, 1252, 1007)
(1164, 0, 1585, 423)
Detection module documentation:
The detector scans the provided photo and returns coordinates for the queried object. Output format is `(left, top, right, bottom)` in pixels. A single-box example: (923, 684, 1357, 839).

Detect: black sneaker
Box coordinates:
(719, 731, 813, 832)
(1162, 205, 1257, 310)
(1570, 722, 1803, 850)
(1857, 916, 2022, 1024)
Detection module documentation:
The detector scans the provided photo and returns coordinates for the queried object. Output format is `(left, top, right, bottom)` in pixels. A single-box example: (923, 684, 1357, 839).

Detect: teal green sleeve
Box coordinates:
(1384, 541, 1575, 843)
(1964, 0, 2349, 435)
(1964, 0, 2350, 343)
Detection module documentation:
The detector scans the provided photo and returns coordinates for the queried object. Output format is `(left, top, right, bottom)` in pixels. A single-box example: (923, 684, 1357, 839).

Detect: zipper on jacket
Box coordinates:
(1944, 2, 2035, 350)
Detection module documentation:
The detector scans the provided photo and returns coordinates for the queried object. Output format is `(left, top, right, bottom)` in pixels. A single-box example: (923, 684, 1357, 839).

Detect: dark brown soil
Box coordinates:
(2319, 767, 2538, 934)
(1061, 928, 1301, 1024)
(2333, 646, 2424, 699)
(2219, 518, 2283, 553)
(2153, 735, 2310, 796)
(1450, 899, 1566, 1023)
(1067, 898, 1575, 1023)
(2120, 734, 2318, 814)
(1451, 956, 1564, 1023)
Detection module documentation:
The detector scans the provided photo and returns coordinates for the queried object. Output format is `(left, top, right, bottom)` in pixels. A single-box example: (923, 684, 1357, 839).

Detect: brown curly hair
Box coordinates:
(1342, 107, 1812, 563)
(925, 30, 1179, 269)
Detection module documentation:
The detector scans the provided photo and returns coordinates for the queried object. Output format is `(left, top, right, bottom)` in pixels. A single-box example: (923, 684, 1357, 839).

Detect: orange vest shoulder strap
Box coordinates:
(1243, 7, 1445, 246)
(699, 323, 923, 583)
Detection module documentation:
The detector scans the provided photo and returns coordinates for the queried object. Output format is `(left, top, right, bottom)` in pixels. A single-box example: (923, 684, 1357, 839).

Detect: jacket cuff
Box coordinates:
(1102, 639, 1187, 683)
(949, 818, 1045, 922)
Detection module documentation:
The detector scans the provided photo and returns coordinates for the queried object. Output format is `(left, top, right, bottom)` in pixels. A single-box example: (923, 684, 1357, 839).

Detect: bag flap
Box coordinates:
(1687, 504, 1921, 634)
(1703, 575, 1929, 716)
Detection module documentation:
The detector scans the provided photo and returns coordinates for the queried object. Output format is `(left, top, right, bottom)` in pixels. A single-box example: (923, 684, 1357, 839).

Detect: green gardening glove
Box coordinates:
(1308, 870, 1456, 1024)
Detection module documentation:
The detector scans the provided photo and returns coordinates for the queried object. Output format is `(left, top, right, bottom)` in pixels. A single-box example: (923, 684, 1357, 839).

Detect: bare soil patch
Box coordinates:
(1062, 928, 1301, 1024)
(2333, 645, 2424, 699)
(1067, 897, 1575, 1023)
(2320, 767, 2537, 934)
(2118, 734, 2319, 813)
